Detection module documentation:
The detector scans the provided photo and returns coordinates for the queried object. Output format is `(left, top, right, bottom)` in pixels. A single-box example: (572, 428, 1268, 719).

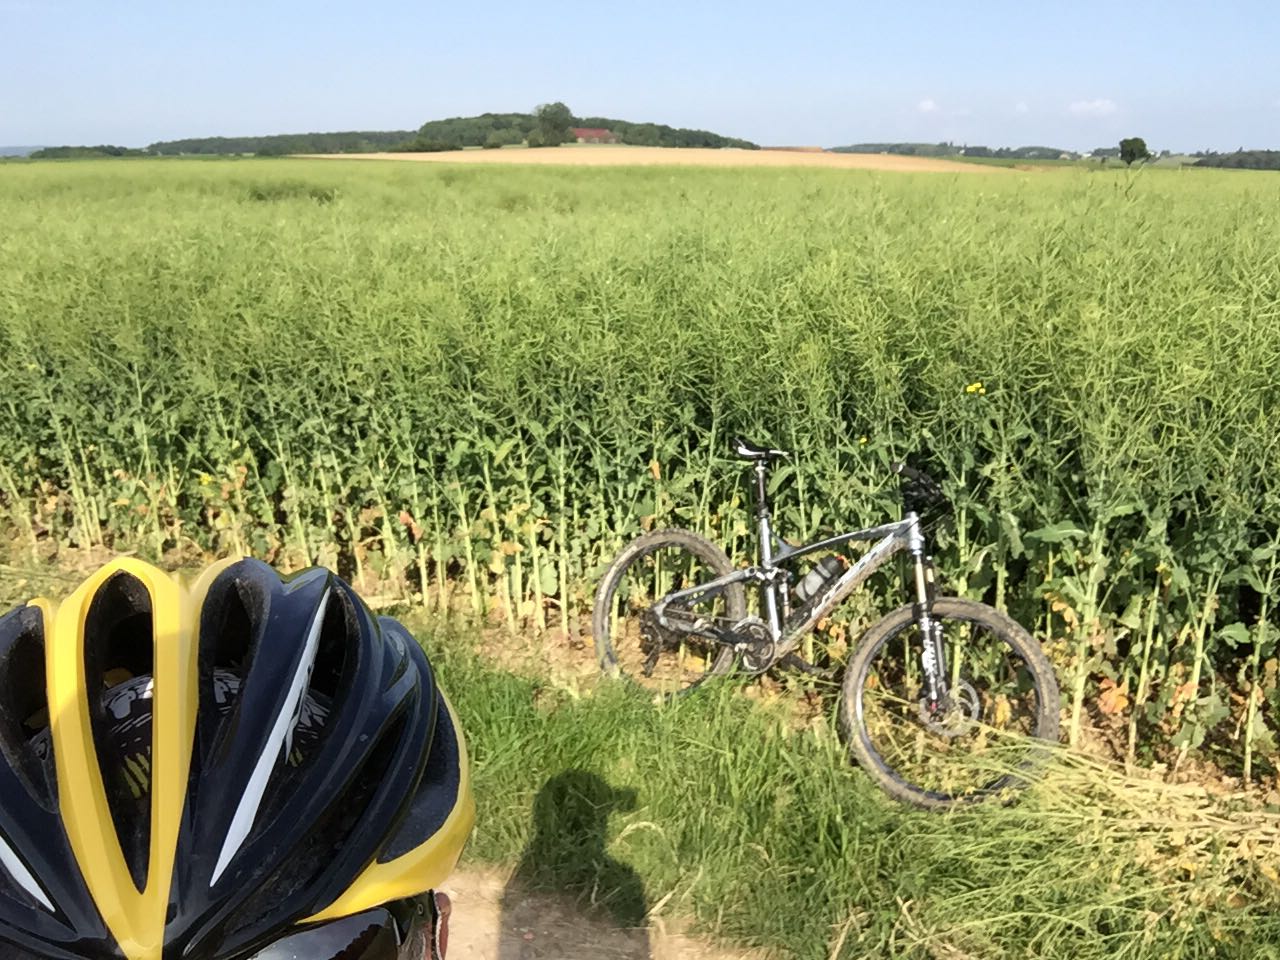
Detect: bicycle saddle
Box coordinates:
(731, 437, 791, 461)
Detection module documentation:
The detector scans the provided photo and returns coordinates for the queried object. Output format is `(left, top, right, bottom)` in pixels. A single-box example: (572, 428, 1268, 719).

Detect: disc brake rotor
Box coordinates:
(918, 680, 980, 737)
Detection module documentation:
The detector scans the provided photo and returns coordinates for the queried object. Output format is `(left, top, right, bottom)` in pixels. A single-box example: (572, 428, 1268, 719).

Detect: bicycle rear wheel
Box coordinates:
(840, 597, 1060, 809)
(592, 528, 745, 697)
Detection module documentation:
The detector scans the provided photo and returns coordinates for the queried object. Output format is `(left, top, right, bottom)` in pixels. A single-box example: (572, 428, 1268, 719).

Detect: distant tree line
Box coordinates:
(130, 108, 755, 157)
(831, 142, 958, 157)
(1194, 150, 1280, 170)
(959, 145, 1073, 160)
(831, 142, 1076, 160)
(28, 145, 149, 159)
(148, 131, 416, 156)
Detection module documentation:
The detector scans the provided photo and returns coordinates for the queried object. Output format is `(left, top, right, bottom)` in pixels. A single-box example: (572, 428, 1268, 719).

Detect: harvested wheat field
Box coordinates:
(301, 143, 999, 173)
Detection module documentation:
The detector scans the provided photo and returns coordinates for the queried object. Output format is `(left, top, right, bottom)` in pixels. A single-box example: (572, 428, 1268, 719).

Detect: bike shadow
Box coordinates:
(498, 770, 650, 960)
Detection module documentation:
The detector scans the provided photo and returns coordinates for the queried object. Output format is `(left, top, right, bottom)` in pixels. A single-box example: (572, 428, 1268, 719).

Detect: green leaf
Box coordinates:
(1026, 522, 1087, 545)
(539, 565, 559, 598)
(999, 510, 1026, 558)
(1217, 622, 1252, 648)
(1117, 593, 1145, 630)
(490, 437, 518, 467)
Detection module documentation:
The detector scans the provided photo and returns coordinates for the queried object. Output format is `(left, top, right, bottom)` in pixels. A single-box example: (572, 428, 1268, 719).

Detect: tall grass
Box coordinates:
(0, 158, 1278, 777)
(430, 625, 1280, 959)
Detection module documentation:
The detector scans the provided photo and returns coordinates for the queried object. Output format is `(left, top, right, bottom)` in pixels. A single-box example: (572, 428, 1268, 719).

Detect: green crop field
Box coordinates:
(1, 157, 1279, 955)
(3, 157, 1277, 767)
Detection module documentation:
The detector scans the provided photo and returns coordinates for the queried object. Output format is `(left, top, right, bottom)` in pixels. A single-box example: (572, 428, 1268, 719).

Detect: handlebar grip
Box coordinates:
(891, 461, 947, 509)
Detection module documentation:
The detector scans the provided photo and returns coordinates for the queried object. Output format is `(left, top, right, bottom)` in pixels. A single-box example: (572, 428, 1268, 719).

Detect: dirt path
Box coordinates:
(300, 144, 1000, 174)
(442, 865, 766, 960)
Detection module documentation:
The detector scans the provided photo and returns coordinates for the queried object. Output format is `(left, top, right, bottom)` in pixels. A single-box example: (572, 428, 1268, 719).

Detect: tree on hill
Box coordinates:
(415, 113, 534, 147)
(1119, 137, 1152, 166)
(533, 102, 574, 147)
(30, 145, 148, 159)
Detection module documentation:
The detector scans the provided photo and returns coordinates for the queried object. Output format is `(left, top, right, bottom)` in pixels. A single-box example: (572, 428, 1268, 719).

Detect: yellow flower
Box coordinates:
(858, 435, 869, 445)
(965, 380, 985, 394)
(198, 472, 213, 486)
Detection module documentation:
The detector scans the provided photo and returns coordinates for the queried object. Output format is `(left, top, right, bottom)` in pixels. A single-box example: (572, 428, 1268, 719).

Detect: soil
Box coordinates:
(299, 144, 1003, 174)
(443, 865, 768, 960)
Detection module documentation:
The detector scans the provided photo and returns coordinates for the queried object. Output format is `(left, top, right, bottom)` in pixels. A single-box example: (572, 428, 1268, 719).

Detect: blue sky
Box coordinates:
(1, 0, 1276, 152)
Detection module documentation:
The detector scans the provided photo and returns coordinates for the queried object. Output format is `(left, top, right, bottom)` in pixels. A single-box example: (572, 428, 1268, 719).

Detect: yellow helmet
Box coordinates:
(0, 556, 474, 959)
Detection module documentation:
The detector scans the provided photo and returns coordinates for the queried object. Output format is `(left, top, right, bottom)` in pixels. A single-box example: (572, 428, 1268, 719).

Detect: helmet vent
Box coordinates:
(210, 584, 332, 885)
(197, 573, 259, 766)
(239, 585, 353, 837)
(380, 691, 458, 862)
(0, 607, 54, 808)
(297, 581, 351, 713)
(231, 705, 409, 939)
(82, 572, 154, 893)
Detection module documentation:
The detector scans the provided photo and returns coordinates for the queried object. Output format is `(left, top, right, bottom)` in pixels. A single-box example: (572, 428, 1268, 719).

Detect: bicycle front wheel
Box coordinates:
(592, 528, 745, 697)
(840, 597, 1060, 809)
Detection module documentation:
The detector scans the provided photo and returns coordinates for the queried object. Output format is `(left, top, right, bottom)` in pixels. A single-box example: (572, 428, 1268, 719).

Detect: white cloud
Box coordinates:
(1014, 100, 1030, 115)
(1068, 98, 1118, 118)
(917, 98, 939, 114)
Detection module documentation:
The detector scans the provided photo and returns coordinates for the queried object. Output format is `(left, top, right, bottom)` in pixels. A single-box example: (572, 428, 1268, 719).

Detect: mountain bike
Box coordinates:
(591, 438, 1061, 809)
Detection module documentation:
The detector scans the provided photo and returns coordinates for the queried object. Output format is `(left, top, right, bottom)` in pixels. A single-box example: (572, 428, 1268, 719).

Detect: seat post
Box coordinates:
(753, 460, 771, 522)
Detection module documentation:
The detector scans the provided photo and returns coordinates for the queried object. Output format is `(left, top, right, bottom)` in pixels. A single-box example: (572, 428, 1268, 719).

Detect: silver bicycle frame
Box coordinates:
(652, 510, 941, 675)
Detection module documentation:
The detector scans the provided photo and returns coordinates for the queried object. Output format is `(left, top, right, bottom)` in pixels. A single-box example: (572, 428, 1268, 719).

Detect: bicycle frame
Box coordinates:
(650, 458, 951, 702)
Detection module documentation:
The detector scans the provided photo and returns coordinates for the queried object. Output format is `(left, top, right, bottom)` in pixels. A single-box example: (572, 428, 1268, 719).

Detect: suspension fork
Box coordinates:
(908, 513, 948, 707)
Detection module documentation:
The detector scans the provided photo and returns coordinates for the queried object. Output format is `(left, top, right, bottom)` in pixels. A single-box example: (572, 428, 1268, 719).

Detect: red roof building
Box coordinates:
(571, 127, 619, 144)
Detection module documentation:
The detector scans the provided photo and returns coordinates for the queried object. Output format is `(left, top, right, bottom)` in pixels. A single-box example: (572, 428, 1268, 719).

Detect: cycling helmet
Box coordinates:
(0, 556, 474, 959)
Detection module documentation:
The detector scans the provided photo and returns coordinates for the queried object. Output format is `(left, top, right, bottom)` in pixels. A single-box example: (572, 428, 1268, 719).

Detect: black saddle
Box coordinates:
(731, 437, 791, 462)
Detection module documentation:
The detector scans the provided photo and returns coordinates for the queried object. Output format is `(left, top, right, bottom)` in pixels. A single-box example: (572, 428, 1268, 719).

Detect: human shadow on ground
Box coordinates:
(498, 770, 650, 960)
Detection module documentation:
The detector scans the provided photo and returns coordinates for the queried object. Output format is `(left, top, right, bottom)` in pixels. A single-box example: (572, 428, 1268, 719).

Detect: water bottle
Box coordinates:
(794, 555, 844, 603)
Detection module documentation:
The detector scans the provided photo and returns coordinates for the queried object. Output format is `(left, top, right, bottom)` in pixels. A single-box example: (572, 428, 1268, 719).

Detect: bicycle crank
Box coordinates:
(733, 617, 776, 674)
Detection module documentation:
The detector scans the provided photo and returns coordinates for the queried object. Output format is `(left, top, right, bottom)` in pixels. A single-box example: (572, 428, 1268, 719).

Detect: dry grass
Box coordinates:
(299, 144, 1001, 173)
